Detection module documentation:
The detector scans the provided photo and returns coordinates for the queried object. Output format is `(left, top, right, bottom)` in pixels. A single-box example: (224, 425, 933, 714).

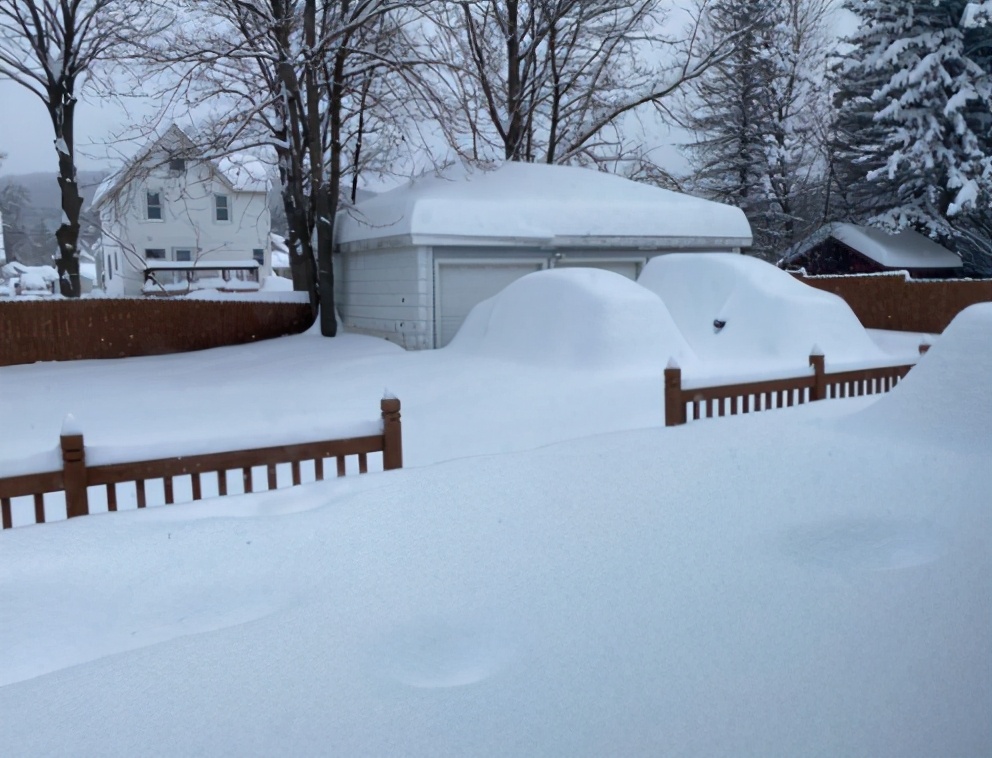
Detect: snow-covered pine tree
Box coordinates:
(833, 0, 992, 274)
(683, 0, 777, 256)
(683, 0, 829, 260)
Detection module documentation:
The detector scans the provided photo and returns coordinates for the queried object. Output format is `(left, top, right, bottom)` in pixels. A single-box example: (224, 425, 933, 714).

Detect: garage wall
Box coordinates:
(335, 246, 434, 349)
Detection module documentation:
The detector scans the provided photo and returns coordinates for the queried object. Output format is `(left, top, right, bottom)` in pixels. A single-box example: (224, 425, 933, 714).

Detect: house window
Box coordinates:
(252, 248, 265, 265)
(174, 248, 193, 262)
(214, 194, 230, 222)
(145, 248, 166, 260)
(106, 252, 113, 280)
(169, 157, 186, 172)
(146, 191, 163, 221)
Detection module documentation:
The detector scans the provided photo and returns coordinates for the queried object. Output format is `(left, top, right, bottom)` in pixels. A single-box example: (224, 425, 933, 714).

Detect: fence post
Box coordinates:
(61, 432, 89, 519)
(664, 363, 685, 427)
(381, 397, 403, 471)
(809, 352, 826, 401)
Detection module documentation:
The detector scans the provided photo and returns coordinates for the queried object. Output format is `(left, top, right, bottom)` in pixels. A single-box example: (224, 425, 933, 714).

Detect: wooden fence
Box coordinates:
(0, 298, 315, 366)
(0, 398, 402, 530)
(664, 352, 921, 427)
(790, 272, 992, 333)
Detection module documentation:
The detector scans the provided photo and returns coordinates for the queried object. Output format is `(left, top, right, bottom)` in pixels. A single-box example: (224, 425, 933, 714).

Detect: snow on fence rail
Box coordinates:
(0, 399, 402, 530)
(664, 350, 927, 427)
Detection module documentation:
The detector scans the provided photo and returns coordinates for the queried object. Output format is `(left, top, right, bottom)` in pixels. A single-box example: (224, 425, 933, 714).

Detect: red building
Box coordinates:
(780, 223, 964, 279)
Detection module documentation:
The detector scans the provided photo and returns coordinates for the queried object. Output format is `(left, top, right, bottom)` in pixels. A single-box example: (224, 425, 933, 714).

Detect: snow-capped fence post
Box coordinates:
(809, 352, 826, 402)
(664, 363, 685, 427)
(60, 432, 89, 520)
(381, 398, 403, 470)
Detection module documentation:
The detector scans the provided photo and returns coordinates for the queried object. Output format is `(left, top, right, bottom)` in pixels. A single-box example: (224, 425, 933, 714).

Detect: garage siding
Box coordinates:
(335, 247, 433, 349)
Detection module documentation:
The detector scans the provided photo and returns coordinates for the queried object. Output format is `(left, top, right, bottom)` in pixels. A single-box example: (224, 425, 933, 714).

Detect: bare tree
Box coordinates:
(0, 0, 164, 296)
(409, 0, 741, 173)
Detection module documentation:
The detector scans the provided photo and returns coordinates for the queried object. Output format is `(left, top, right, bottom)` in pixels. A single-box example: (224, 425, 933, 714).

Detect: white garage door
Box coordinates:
(553, 259, 643, 280)
(435, 261, 544, 347)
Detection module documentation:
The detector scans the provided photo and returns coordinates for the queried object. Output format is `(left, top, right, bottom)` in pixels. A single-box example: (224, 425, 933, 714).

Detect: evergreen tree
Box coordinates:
(833, 0, 992, 273)
(683, 0, 830, 259)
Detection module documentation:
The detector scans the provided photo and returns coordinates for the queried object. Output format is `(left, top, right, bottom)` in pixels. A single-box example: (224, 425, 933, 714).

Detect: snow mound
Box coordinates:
(447, 267, 696, 371)
(637, 253, 887, 369)
(842, 303, 992, 449)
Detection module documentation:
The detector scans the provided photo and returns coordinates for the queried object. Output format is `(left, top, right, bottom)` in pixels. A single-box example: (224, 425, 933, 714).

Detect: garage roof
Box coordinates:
(336, 162, 752, 249)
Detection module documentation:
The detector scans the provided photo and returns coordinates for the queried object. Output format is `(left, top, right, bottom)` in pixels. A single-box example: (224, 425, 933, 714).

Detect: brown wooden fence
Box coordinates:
(791, 272, 992, 333)
(0, 398, 402, 530)
(0, 298, 315, 366)
(664, 353, 921, 427)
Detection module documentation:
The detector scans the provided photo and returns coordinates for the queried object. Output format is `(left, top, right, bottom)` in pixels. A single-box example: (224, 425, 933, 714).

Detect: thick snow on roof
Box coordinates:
(638, 253, 888, 371)
(215, 154, 270, 193)
(336, 162, 752, 247)
(831, 223, 962, 269)
(448, 267, 697, 371)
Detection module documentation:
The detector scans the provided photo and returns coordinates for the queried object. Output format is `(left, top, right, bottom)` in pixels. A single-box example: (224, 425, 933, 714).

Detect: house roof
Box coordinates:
(784, 222, 962, 270)
(91, 125, 270, 210)
(336, 162, 753, 249)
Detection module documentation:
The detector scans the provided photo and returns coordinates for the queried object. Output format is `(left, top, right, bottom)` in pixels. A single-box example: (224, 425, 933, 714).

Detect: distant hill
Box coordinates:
(0, 170, 107, 265)
(0, 170, 107, 223)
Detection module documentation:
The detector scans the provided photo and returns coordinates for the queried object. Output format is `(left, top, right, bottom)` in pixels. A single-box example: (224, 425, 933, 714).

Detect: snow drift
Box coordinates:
(841, 303, 992, 449)
(447, 267, 697, 370)
(637, 253, 887, 369)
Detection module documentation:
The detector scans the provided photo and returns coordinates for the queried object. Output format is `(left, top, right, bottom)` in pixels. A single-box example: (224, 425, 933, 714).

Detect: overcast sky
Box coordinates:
(0, 79, 158, 176)
(0, 4, 856, 180)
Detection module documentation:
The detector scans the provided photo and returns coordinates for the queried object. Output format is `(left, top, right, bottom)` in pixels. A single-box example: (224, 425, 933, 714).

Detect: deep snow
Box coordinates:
(0, 274, 987, 756)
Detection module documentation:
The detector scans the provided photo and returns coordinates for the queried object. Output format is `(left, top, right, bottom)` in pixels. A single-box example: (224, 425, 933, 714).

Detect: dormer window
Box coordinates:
(169, 157, 186, 172)
(146, 191, 163, 221)
(214, 194, 230, 222)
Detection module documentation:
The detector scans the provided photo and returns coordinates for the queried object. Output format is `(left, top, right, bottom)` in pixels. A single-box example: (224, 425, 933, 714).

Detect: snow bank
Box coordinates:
(447, 268, 697, 371)
(841, 303, 992, 449)
(638, 254, 888, 370)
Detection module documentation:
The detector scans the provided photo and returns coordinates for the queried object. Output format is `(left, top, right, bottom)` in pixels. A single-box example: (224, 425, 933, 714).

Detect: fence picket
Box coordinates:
(0, 399, 403, 530)
(664, 353, 915, 427)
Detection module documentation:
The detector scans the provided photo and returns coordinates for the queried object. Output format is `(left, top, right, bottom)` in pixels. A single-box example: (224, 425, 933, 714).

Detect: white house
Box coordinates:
(92, 125, 272, 297)
(334, 162, 752, 349)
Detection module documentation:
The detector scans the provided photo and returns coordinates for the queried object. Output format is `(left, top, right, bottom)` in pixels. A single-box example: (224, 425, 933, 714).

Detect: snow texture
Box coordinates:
(447, 267, 698, 371)
(0, 271, 987, 757)
(336, 162, 753, 246)
(637, 254, 888, 371)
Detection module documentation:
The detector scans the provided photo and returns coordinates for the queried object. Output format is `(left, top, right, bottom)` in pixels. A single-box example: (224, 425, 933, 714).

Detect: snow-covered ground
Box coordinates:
(0, 266, 987, 756)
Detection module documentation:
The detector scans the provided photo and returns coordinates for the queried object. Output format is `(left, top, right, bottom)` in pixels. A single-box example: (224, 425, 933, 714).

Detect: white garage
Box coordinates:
(334, 162, 752, 349)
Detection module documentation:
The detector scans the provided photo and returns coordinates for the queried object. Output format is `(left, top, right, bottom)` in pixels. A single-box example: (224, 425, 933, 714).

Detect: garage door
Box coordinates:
(553, 259, 643, 280)
(435, 261, 545, 347)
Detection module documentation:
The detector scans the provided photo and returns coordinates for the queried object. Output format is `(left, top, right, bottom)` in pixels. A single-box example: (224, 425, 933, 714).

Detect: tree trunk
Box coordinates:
(306, 0, 337, 336)
(48, 88, 83, 298)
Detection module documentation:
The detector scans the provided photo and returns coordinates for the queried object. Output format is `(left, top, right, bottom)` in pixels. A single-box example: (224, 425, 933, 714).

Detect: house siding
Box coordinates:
(98, 147, 271, 297)
(335, 246, 433, 349)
